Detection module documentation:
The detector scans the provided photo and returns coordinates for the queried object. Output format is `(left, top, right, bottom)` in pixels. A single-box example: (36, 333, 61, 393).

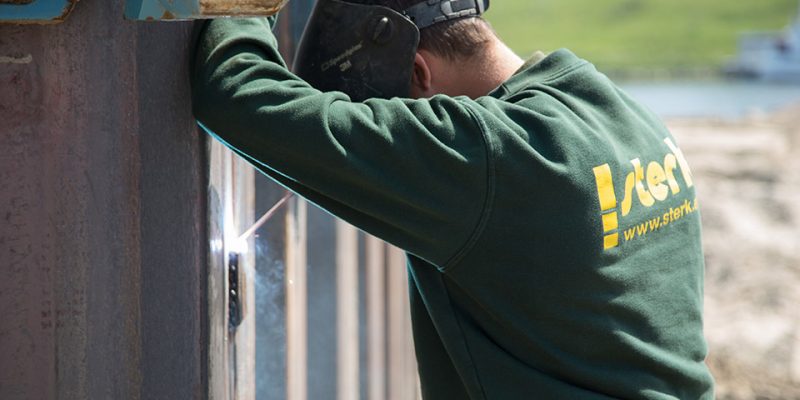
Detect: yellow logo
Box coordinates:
(592, 138, 694, 250)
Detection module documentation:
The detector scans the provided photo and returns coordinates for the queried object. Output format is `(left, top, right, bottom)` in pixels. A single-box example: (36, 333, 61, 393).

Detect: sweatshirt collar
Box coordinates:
(489, 48, 587, 99)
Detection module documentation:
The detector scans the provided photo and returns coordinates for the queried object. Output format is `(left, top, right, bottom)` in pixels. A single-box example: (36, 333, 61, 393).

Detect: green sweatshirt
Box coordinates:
(192, 17, 714, 400)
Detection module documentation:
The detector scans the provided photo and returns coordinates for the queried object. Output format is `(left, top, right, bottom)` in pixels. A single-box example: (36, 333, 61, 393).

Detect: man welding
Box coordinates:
(191, 0, 715, 398)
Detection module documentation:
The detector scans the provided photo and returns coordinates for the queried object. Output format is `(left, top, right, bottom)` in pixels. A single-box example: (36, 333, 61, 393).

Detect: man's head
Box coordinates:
(364, 0, 499, 98)
(370, 0, 494, 61)
(294, 0, 522, 100)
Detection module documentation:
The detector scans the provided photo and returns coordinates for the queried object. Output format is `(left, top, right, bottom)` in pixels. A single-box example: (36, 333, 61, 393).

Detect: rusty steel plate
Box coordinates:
(124, 0, 287, 20)
(0, 0, 78, 24)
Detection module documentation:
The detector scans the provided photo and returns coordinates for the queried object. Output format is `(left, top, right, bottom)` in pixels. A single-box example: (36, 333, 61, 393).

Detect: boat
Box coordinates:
(725, 3, 800, 82)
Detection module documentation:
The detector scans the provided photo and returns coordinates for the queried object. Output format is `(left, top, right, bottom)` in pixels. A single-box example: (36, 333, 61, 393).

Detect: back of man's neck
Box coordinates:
(463, 39, 524, 98)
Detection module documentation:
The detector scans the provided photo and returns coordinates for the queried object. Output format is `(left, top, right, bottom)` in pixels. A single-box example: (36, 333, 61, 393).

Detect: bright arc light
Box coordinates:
(229, 236, 249, 255)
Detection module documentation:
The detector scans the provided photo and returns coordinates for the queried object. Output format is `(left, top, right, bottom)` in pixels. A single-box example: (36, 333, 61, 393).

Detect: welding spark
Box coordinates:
(237, 191, 294, 243)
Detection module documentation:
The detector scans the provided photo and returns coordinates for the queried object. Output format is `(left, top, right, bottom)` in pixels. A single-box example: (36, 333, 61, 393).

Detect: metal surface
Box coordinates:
(207, 136, 257, 399)
(124, 0, 287, 20)
(200, 0, 287, 16)
(0, 0, 78, 24)
(0, 0, 207, 398)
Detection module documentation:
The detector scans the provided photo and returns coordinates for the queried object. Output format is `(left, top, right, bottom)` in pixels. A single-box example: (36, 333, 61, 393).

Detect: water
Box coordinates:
(619, 80, 800, 118)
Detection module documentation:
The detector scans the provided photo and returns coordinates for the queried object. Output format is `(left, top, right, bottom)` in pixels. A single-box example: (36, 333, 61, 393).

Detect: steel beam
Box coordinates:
(124, 0, 286, 20)
(0, 0, 78, 24)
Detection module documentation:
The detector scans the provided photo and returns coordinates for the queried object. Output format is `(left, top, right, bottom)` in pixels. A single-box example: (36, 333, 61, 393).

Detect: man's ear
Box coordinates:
(410, 52, 432, 98)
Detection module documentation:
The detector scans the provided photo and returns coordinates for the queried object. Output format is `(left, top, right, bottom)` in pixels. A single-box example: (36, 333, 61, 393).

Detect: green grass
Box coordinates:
(485, 0, 798, 74)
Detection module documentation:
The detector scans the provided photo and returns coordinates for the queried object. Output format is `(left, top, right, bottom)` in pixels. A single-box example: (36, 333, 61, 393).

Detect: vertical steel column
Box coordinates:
(365, 237, 387, 400)
(387, 247, 420, 400)
(336, 222, 360, 400)
(285, 198, 308, 400)
(0, 1, 206, 399)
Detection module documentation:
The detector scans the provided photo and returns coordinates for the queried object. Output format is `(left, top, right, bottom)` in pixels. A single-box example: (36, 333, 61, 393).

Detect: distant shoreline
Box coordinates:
(618, 80, 800, 119)
(602, 66, 726, 81)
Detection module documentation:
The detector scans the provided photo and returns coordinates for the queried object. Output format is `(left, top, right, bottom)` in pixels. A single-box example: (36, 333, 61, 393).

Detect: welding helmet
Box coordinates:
(293, 0, 490, 101)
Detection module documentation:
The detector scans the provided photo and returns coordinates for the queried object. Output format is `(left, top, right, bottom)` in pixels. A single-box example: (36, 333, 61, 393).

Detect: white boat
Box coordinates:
(726, 3, 800, 82)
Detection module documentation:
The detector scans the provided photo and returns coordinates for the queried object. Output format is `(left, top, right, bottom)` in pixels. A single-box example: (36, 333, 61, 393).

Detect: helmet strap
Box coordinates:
(402, 0, 490, 30)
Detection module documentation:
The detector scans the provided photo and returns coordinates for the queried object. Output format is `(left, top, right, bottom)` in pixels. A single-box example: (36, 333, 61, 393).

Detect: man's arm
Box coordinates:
(191, 18, 493, 269)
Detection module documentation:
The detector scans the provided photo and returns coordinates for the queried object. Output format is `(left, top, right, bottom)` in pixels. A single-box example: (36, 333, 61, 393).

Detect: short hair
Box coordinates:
(356, 0, 495, 61)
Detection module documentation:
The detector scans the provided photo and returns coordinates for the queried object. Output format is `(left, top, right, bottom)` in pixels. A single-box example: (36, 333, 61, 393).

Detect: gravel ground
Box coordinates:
(667, 104, 800, 399)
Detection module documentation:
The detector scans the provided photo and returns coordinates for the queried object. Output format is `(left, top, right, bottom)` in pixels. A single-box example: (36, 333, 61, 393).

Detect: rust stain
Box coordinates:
(52, 0, 80, 23)
(161, 10, 175, 20)
(199, 0, 287, 16)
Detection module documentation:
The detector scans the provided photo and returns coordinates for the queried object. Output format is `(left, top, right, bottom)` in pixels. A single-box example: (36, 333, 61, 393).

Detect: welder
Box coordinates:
(191, 0, 715, 398)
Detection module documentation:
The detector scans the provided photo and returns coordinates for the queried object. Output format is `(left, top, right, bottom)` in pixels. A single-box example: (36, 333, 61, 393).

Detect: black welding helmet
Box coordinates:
(293, 0, 490, 101)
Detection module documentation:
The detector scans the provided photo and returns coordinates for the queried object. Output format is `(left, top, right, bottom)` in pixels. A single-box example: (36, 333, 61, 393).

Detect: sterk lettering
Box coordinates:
(592, 138, 695, 250)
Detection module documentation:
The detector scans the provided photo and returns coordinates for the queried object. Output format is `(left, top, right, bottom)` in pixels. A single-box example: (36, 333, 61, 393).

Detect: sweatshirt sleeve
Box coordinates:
(191, 17, 492, 269)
